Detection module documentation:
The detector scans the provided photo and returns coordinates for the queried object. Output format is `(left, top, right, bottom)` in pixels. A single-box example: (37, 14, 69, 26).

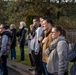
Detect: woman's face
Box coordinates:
(10, 25, 13, 30)
(51, 28, 59, 39)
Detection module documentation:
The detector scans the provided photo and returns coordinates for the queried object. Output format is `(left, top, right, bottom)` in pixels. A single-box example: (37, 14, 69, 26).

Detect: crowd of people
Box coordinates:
(0, 21, 28, 75)
(0, 16, 76, 75)
(27, 17, 69, 75)
(28, 16, 76, 75)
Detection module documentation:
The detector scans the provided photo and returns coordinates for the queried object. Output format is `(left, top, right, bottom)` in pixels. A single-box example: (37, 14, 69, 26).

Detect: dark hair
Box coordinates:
(40, 16, 49, 20)
(62, 29, 66, 38)
(33, 17, 40, 22)
(54, 25, 66, 37)
(43, 17, 54, 26)
(4, 25, 9, 29)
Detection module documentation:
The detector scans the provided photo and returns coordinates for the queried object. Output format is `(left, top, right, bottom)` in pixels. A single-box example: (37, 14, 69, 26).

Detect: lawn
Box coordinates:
(9, 45, 73, 75)
(16, 45, 31, 66)
(9, 45, 31, 66)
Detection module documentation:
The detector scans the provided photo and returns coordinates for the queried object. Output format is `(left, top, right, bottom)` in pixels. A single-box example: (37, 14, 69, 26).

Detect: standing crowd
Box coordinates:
(0, 22, 28, 75)
(28, 16, 76, 75)
(28, 16, 68, 75)
(0, 16, 76, 75)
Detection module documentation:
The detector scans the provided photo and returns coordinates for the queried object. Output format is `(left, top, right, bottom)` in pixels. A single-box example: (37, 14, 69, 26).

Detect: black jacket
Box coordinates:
(11, 29, 17, 48)
(17, 27, 28, 46)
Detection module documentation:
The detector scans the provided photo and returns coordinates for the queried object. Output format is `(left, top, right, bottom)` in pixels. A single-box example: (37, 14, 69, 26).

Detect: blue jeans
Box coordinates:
(43, 62, 50, 75)
(0, 63, 3, 75)
(11, 47, 16, 60)
(20, 46, 25, 61)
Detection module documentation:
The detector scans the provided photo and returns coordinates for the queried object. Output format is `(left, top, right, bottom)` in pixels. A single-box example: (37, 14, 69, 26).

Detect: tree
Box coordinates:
(0, 0, 7, 24)
(4, 0, 76, 29)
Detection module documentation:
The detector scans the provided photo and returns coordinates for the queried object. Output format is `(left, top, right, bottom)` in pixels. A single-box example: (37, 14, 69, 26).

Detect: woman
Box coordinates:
(28, 24, 34, 67)
(10, 24, 17, 60)
(46, 26, 69, 75)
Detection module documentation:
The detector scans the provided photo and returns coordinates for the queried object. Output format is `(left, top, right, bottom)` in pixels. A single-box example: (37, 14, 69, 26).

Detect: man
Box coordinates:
(17, 21, 28, 61)
(41, 17, 54, 75)
(30, 17, 44, 75)
(0, 24, 11, 75)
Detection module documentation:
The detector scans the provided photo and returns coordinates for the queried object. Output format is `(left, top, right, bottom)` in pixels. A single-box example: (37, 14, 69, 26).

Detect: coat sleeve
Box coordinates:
(57, 41, 68, 75)
(0, 35, 8, 56)
(20, 30, 26, 44)
(35, 27, 43, 53)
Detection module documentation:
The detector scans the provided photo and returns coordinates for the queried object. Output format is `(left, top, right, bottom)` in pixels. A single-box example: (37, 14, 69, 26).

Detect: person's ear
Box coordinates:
(58, 31, 61, 36)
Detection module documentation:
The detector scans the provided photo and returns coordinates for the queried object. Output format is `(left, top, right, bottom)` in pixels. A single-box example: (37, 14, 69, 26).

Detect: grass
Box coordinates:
(9, 45, 73, 75)
(9, 45, 31, 66)
(68, 63, 73, 75)
(16, 45, 31, 66)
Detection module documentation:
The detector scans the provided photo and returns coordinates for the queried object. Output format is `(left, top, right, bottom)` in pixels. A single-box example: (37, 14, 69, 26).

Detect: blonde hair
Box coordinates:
(30, 24, 33, 28)
(10, 24, 16, 29)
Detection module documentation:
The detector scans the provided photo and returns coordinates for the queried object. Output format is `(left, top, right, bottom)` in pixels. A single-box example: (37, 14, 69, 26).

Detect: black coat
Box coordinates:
(11, 29, 17, 48)
(17, 27, 28, 46)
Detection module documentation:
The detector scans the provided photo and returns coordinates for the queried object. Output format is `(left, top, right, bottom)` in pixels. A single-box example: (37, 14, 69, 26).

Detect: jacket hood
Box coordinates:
(58, 36, 66, 41)
(3, 29, 12, 38)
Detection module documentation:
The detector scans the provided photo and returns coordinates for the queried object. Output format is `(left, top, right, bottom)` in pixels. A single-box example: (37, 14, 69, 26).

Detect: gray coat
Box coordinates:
(46, 36, 69, 75)
(0, 29, 11, 56)
(30, 26, 44, 52)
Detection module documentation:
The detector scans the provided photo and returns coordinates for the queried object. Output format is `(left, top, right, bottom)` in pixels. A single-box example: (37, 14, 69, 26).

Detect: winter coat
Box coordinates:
(30, 26, 44, 51)
(41, 30, 52, 63)
(46, 36, 69, 75)
(0, 29, 12, 56)
(17, 27, 28, 46)
(11, 29, 17, 48)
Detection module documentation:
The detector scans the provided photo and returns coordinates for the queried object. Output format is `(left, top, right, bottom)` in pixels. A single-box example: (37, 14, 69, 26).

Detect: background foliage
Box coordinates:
(0, 0, 76, 29)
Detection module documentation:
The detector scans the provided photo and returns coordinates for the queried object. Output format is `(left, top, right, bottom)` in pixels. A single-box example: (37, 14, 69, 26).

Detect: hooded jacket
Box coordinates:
(0, 29, 12, 56)
(46, 36, 69, 75)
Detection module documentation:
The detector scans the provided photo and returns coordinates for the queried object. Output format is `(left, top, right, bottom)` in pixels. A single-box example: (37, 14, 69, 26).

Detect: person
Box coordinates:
(34, 17, 44, 75)
(38, 16, 49, 75)
(41, 17, 54, 75)
(38, 16, 49, 42)
(0, 25, 4, 75)
(17, 21, 28, 61)
(46, 26, 69, 75)
(28, 24, 34, 69)
(10, 24, 17, 60)
(68, 42, 76, 75)
(30, 17, 43, 75)
(0, 24, 12, 75)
